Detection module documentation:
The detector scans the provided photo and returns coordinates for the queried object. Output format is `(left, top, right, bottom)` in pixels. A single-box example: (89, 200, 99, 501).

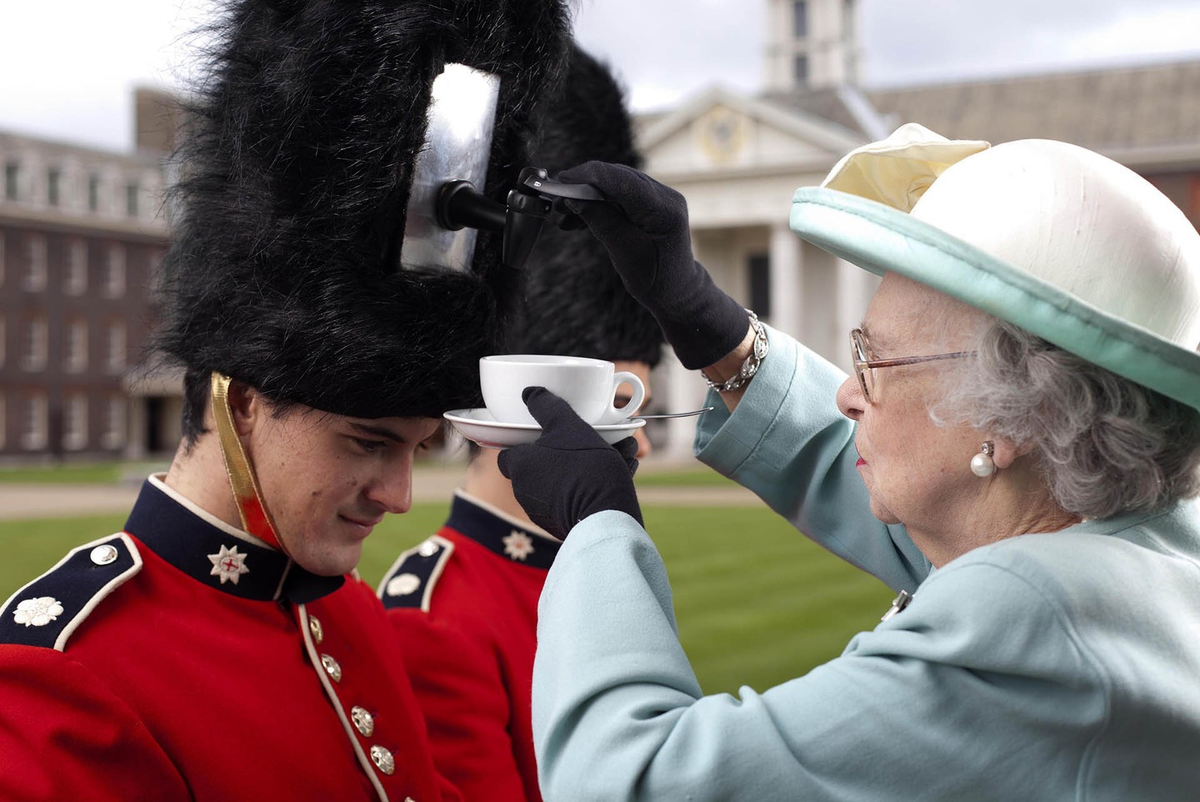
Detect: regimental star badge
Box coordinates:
(502, 530, 535, 562)
(208, 544, 251, 585)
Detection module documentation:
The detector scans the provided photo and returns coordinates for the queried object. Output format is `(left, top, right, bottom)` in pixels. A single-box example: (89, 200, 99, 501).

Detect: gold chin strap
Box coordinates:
(210, 372, 287, 554)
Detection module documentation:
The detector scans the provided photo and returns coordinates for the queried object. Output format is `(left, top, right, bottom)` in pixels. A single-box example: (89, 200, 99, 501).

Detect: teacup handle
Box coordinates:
(602, 372, 646, 424)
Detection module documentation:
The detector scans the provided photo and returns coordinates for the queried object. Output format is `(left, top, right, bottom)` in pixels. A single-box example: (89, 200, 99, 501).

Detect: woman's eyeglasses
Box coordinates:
(850, 328, 976, 402)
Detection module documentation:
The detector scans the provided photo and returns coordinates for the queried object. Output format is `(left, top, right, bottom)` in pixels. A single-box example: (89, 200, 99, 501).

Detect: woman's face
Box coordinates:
(835, 273, 991, 563)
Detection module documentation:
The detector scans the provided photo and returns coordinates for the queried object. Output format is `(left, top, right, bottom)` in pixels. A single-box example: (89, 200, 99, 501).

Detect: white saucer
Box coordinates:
(444, 408, 646, 449)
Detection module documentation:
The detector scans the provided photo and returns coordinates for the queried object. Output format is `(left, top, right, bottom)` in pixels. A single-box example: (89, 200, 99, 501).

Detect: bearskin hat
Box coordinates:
(506, 46, 664, 368)
(156, 0, 572, 423)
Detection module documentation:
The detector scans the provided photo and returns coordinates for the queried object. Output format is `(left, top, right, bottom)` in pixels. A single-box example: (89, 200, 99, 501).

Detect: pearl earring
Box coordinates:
(970, 441, 997, 477)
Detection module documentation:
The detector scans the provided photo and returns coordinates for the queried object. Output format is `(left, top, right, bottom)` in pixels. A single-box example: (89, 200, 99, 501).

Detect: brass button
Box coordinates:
(320, 654, 341, 683)
(90, 545, 119, 566)
(351, 706, 375, 737)
(369, 745, 395, 775)
(417, 539, 439, 557)
(308, 615, 324, 644)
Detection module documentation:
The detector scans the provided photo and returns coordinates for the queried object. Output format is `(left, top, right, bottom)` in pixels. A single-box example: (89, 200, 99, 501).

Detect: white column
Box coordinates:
(659, 354, 706, 463)
(768, 221, 803, 340)
(834, 257, 879, 372)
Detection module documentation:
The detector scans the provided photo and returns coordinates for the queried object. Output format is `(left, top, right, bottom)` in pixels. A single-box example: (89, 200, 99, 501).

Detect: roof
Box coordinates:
(755, 59, 1200, 161)
(863, 59, 1200, 153)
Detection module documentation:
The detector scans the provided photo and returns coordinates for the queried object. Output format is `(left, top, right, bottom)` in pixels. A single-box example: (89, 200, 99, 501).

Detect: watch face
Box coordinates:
(697, 106, 748, 163)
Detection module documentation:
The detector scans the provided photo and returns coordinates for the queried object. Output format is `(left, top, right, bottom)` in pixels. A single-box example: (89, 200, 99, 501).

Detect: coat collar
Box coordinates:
(447, 491, 561, 570)
(123, 479, 344, 604)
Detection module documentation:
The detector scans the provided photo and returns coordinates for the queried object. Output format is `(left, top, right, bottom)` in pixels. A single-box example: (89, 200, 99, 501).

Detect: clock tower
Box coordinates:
(764, 0, 861, 91)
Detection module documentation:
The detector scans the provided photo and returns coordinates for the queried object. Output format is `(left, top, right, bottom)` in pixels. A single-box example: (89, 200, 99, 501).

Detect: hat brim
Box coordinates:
(790, 186, 1200, 411)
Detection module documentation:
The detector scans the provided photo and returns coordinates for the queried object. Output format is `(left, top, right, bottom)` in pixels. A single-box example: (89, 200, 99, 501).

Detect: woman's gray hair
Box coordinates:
(937, 320, 1200, 519)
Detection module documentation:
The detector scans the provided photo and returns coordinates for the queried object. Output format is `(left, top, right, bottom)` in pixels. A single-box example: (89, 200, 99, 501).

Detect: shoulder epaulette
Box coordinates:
(377, 535, 453, 613)
(0, 533, 141, 650)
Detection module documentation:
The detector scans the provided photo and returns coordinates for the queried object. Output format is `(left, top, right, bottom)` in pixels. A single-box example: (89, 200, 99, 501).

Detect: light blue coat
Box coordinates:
(531, 325, 1200, 801)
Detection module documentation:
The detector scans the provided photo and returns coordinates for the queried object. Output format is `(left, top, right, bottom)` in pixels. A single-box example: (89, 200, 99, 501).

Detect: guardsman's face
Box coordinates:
(241, 394, 441, 576)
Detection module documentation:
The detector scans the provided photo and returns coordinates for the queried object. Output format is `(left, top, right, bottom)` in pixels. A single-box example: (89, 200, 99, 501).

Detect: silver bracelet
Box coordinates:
(702, 310, 769, 393)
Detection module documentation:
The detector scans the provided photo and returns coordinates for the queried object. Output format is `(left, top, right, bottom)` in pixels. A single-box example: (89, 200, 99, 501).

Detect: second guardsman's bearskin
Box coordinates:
(507, 45, 664, 368)
(157, 0, 574, 430)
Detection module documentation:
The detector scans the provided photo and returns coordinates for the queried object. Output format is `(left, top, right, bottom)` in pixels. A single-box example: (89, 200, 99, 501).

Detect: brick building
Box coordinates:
(0, 89, 178, 463)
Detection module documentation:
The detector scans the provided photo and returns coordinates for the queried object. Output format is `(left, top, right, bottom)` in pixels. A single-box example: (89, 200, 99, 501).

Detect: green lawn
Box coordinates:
(0, 463, 124, 484)
(1, 504, 891, 696)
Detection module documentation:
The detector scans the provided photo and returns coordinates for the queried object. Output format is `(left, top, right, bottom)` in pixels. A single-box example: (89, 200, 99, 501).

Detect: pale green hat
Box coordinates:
(790, 123, 1200, 411)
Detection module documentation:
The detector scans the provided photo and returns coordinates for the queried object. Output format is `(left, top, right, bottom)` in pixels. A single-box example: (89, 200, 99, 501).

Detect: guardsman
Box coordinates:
(0, 0, 572, 798)
(379, 46, 664, 802)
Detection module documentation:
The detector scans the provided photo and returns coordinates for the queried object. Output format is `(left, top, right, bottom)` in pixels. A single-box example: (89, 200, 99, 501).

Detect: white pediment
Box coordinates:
(636, 85, 865, 177)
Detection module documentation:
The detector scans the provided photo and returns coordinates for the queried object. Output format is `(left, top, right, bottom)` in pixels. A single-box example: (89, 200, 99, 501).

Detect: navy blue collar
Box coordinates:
(123, 480, 344, 604)
(446, 494, 561, 570)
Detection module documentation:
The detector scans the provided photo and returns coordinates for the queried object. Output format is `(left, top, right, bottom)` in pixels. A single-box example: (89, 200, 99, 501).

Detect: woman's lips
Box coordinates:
(856, 457, 866, 467)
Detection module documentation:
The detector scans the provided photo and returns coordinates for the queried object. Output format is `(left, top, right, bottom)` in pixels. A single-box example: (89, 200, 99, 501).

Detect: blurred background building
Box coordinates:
(2, 0, 1199, 462)
(0, 89, 180, 464)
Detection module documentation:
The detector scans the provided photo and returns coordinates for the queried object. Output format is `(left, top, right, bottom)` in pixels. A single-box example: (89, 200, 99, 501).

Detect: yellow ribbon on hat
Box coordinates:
(210, 372, 288, 554)
(822, 122, 991, 212)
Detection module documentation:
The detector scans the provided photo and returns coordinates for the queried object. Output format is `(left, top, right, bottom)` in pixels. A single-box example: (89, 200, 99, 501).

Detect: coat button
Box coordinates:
(308, 615, 324, 644)
(320, 654, 341, 683)
(417, 539, 440, 557)
(369, 745, 395, 775)
(90, 545, 119, 566)
(351, 706, 375, 737)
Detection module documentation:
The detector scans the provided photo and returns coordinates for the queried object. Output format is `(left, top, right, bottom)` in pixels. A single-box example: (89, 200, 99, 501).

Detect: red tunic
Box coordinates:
(380, 492, 561, 802)
(0, 477, 458, 802)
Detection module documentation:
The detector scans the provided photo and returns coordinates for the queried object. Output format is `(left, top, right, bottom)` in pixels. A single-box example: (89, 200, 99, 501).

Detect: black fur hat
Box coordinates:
(507, 46, 664, 368)
(157, 0, 572, 422)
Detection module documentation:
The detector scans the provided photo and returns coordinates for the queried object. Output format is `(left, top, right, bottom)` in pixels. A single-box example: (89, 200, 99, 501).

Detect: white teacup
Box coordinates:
(480, 354, 645, 426)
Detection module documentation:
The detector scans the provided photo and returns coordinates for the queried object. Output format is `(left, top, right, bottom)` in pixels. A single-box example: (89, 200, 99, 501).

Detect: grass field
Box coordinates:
(0, 502, 891, 696)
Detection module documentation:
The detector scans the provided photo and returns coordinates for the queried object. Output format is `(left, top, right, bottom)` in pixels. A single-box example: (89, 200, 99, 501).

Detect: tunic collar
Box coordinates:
(123, 479, 344, 604)
(447, 491, 561, 570)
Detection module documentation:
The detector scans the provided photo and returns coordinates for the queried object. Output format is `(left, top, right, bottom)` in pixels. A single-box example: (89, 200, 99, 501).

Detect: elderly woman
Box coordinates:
(497, 124, 1200, 800)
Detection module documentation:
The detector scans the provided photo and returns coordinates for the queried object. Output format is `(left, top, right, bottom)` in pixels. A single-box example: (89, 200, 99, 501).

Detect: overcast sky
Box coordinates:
(3, 0, 1200, 152)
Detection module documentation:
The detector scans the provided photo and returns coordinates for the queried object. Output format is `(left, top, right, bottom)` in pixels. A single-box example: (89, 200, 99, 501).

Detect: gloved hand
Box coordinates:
(557, 161, 750, 369)
(497, 387, 643, 539)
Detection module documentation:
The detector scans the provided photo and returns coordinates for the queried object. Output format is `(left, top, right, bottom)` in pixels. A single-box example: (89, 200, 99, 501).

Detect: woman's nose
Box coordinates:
(836, 375, 864, 421)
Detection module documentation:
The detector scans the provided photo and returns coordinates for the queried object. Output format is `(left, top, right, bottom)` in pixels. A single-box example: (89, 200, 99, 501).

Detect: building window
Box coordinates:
(4, 162, 19, 201)
(47, 167, 62, 207)
(23, 234, 47, 291)
(21, 316, 48, 372)
(748, 254, 772, 319)
(793, 55, 809, 85)
(126, 181, 139, 217)
(21, 392, 48, 451)
(793, 0, 808, 39)
(102, 395, 126, 450)
(104, 244, 126, 298)
(106, 322, 126, 373)
(88, 174, 101, 212)
(65, 319, 88, 373)
(65, 239, 88, 295)
(64, 393, 88, 451)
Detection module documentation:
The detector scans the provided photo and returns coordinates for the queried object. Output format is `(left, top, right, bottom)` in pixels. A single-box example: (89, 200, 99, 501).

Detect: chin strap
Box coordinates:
(210, 372, 288, 555)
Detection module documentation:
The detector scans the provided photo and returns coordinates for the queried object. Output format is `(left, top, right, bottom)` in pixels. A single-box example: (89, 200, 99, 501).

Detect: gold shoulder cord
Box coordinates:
(210, 372, 287, 554)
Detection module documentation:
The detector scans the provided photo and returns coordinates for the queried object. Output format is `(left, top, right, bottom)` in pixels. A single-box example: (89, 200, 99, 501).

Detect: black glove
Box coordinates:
(497, 387, 643, 539)
(557, 161, 749, 369)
